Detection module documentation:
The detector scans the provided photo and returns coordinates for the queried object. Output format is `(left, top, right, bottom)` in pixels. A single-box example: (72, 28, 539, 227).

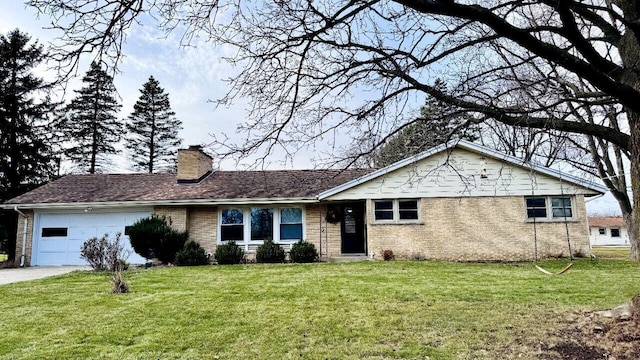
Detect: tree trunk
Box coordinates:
(617, 1, 640, 259)
(629, 113, 640, 259)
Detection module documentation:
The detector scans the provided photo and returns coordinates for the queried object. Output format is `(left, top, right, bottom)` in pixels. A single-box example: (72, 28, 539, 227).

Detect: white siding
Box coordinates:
(589, 226, 630, 246)
(326, 148, 600, 200)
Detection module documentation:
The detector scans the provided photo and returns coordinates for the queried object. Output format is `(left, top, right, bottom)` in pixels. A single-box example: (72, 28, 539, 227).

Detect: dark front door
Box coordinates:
(341, 202, 366, 254)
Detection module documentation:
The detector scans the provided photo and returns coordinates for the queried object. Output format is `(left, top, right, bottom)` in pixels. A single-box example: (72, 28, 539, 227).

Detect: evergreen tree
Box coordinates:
(375, 80, 479, 167)
(0, 29, 58, 200)
(0, 29, 58, 260)
(126, 76, 182, 173)
(62, 61, 121, 173)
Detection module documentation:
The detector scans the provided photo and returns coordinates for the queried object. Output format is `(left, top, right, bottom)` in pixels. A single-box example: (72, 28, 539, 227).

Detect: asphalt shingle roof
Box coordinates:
(5, 169, 374, 205)
(588, 217, 625, 228)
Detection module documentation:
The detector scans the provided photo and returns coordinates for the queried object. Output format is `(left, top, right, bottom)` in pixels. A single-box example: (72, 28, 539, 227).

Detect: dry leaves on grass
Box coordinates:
(544, 294, 640, 360)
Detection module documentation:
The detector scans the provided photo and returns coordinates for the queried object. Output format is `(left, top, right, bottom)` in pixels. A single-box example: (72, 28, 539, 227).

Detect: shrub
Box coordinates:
(256, 238, 286, 263)
(289, 240, 318, 263)
(111, 268, 129, 294)
(380, 249, 395, 261)
(80, 233, 128, 271)
(175, 241, 210, 266)
(214, 241, 245, 265)
(128, 215, 189, 264)
(156, 229, 189, 264)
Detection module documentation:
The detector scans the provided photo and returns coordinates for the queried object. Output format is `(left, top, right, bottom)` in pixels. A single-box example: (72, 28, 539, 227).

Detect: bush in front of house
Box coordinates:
(289, 240, 318, 263)
(380, 249, 395, 261)
(175, 241, 210, 266)
(80, 233, 128, 271)
(214, 241, 245, 264)
(128, 215, 189, 264)
(256, 238, 286, 263)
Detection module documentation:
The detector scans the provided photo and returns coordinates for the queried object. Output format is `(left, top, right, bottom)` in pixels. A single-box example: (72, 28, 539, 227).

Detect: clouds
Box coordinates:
(1, 1, 256, 171)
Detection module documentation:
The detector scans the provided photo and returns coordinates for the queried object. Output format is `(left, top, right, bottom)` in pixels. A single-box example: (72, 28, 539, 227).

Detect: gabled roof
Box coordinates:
(4, 169, 373, 208)
(318, 139, 607, 199)
(588, 217, 625, 227)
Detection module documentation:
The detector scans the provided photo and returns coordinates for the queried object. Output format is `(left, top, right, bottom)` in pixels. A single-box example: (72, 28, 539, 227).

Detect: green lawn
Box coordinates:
(592, 245, 631, 259)
(1, 260, 638, 359)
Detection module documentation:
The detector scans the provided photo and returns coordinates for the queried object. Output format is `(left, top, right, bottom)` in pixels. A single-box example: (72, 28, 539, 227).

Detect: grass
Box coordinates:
(591, 245, 631, 259)
(1, 260, 639, 359)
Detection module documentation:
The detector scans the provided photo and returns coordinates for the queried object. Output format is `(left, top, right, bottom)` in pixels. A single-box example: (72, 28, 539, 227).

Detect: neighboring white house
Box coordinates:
(588, 217, 630, 246)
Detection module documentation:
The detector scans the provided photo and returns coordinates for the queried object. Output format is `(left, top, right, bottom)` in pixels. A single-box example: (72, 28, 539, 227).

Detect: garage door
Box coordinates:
(33, 210, 152, 266)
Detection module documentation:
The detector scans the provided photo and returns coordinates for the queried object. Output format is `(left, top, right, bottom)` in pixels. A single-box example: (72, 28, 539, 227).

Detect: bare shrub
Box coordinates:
(111, 266, 129, 294)
(80, 233, 128, 271)
(381, 249, 395, 261)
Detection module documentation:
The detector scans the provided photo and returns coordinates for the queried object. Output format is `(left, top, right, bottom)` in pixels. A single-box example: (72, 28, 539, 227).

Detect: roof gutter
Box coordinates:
(1, 197, 320, 210)
(585, 193, 606, 202)
(13, 206, 28, 267)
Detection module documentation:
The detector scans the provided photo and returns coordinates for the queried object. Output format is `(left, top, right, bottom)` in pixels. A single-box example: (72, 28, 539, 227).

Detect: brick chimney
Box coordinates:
(177, 145, 213, 183)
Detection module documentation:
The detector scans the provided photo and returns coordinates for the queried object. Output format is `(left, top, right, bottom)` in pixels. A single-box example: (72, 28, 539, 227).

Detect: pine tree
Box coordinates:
(126, 76, 182, 173)
(375, 79, 479, 167)
(62, 61, 121, 173)
(0, 29, 58, 260)
(0, 29, 58, 200)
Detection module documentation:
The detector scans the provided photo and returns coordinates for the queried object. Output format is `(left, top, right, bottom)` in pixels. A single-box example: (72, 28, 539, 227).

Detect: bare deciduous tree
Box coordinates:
(25, 0, 640, 259)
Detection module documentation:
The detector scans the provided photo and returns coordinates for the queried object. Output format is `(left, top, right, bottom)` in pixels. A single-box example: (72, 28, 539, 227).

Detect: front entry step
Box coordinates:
(328, 254, 371, 262)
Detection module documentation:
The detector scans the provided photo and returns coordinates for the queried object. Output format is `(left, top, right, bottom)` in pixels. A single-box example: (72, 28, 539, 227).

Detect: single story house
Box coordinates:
(588, 217, 630, 246)
(2, 140, 606, 266)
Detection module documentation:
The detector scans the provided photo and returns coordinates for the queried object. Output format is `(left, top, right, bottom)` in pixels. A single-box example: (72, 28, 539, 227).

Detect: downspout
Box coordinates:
(14, 206, 28, 267)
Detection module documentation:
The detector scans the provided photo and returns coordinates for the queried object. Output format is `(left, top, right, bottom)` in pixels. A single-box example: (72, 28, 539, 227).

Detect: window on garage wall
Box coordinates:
(41, 228, 68, 237)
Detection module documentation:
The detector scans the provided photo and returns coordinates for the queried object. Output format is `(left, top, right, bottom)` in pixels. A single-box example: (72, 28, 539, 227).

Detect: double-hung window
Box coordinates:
(374, 201, 394, 220)
(373, 199, 420, 223)
(525, 196, 574, 221)
(280, 208, 303, 241)
(221, 209, 244, 241)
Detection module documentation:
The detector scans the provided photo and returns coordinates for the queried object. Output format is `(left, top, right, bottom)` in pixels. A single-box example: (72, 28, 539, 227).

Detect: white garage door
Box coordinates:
(34, 210, 152, 266)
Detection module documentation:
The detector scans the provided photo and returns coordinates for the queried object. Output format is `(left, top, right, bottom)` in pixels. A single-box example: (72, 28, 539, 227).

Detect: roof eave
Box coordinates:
(2, 197, 320, 210)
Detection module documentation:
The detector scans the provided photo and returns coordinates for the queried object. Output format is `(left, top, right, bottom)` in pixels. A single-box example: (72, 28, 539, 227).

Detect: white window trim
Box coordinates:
(217, 206, 305, 247)
(372, 199, 421, 224)
(525, 196, 576, 222)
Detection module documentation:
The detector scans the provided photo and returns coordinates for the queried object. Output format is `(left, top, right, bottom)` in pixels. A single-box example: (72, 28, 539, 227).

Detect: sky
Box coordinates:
(0, 1, 624, 215)
(0, 0, 313, 172)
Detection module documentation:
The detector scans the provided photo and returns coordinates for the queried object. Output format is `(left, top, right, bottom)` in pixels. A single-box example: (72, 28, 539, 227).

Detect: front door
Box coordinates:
(341, 202, 366, 254)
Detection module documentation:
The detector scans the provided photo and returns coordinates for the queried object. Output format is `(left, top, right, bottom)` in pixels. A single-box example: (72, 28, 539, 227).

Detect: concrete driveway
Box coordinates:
(0, 266, 90, 286)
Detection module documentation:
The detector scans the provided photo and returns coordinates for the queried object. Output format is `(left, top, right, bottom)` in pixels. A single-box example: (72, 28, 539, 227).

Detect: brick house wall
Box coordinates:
(365, 195, 590, 261)
(305, 204, 342, 258)
(154, 206, 189, 232)
(152, 194, 590, 262)
(14, 210, 34, 266)
(187, 206, 217, 255)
